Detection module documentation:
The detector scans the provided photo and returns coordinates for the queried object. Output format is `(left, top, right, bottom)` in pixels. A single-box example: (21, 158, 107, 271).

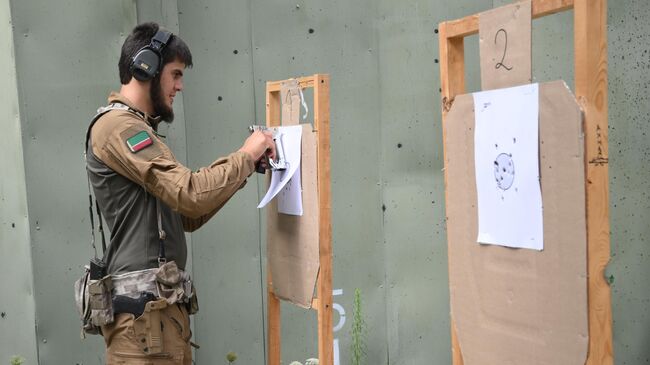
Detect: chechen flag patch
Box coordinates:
(126, 131, 153, 153)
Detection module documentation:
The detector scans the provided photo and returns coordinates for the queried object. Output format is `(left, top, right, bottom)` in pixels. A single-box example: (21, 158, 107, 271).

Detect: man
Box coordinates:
(86, 22, 275, 364)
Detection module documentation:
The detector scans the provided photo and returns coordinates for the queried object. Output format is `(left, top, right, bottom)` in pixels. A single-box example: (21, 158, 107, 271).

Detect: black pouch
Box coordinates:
(188, 285, 199, 315)
(89, 258, 106, 280)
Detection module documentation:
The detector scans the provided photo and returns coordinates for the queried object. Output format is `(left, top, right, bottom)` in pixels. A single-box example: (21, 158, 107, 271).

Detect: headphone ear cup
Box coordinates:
(131, 48, 161, 81)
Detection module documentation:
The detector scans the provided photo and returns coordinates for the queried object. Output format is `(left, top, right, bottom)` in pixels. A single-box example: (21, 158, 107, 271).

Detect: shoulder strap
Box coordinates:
(84, 102, 141, 258)
(84, 102, 141, 153)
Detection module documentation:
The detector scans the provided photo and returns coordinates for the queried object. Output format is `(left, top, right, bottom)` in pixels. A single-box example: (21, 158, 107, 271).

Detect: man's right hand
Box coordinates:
(239, 130, 277, 163)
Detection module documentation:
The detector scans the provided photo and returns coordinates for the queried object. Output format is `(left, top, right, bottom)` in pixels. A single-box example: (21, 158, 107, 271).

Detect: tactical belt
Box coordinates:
(111, 268, 159, 299)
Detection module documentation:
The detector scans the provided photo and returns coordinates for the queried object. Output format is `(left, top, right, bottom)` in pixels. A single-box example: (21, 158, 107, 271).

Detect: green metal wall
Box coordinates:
(0, 0, 38, 363)
(0, 0, 648, 364)
(6, 1, 136, 363)
(608, 1, 650, 363)
(178, 1, 268, 363)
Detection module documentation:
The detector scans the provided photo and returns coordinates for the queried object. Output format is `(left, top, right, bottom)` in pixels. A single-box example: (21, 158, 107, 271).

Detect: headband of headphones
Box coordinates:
(130, 29, 173, 81)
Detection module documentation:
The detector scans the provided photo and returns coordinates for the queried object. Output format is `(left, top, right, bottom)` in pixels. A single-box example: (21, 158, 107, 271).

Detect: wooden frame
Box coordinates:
(438, 1, 612, 364)
(265, 74, 333, 365)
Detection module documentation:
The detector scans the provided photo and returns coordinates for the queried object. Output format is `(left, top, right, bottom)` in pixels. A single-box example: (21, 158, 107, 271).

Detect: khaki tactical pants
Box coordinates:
(101, 300, 192, 365)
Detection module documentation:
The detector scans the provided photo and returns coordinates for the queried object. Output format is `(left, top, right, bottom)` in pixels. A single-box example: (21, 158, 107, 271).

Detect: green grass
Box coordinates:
(350, 288, 367, 365)
(10, 356, 25, 365)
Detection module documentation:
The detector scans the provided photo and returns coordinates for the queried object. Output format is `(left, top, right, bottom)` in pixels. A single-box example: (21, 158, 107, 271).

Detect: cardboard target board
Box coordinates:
(445, 81, 588, 364)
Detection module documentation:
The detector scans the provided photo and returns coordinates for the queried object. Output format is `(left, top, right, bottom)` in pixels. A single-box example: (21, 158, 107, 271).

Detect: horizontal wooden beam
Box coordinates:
(267, 76, 316, 93)
(441, 0, 574, 39)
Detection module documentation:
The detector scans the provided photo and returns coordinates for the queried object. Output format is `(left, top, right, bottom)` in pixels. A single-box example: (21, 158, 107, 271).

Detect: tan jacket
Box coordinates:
(87, 92, 254, 273)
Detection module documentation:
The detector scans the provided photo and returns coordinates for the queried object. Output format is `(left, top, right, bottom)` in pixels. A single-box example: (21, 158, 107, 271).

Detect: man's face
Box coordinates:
(151, 59, 185, 122)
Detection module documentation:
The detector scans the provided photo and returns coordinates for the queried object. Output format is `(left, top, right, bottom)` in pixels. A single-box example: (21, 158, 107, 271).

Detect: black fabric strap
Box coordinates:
(156, 199, 167, 265)
(86, 179, 98, 259)
(95, 200, 107, 254)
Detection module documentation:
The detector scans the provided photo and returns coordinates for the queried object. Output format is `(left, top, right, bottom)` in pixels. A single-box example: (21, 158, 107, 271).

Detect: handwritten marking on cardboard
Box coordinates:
(494, 28, 513, 71)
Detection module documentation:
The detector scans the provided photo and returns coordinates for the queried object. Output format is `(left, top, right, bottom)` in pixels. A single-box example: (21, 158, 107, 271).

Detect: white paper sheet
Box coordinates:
(277, 159, 303, 215)
(473, 83, 543, 250)
(257, 125, 303, 215)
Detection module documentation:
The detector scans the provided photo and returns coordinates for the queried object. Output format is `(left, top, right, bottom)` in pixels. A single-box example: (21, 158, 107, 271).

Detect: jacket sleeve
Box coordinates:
(181, 210, 219, 232)
(180, 177, 248, 232)
(91, 111, 255, 219)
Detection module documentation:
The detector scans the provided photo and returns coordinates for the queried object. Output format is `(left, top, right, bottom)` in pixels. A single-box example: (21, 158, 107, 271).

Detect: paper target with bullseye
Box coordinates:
(473, 83, 543, 250)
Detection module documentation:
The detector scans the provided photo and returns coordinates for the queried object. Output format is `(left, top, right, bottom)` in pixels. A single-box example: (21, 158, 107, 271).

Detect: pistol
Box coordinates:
(248, 125, 289, 173)
(112, 292, 157, 317)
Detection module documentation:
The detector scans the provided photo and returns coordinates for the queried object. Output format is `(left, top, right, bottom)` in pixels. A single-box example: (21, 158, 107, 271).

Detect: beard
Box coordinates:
(150, 76, 174, 123)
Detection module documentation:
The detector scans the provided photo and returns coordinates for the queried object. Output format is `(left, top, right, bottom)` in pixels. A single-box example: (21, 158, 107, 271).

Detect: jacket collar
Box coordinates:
(107, 92, 162, 129)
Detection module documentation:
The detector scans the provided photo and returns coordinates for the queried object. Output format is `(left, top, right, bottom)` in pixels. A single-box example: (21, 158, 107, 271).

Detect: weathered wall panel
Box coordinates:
(0, 0, 38, 363)
(9, 1, 136, 363)
(176, 1, 267, 364)
(608, 1, 650, 363)
(375, 1, 490, 363)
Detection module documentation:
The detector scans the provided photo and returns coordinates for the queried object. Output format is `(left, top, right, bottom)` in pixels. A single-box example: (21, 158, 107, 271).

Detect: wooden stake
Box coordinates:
(315, 74, 333, 365)
(267, 282, 281, 365)
(438, 20, 466, 365)
(574, 1, 614, 364)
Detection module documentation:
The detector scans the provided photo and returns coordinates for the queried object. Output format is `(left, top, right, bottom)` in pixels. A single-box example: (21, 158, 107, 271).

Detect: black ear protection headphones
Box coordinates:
(130, 29, 173, 81)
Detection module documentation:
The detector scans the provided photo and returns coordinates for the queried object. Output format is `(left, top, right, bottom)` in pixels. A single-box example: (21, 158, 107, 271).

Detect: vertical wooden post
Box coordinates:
(439, 25, 466, 103)
(266, 84, 282, 365)
(267, 278, 282, 365)
(315, 74, 333, 365)
(438, 22, 466, 365)
(574, 1, 614, 364)
(267, 83, 281, 127)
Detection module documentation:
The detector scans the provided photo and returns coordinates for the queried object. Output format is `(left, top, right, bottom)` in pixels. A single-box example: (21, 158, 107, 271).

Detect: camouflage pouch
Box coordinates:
(74, 266, 96, 336)
(74, 266, 114, 337)
(88, 275, 114, 326)
(155, 261, 197, 314)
